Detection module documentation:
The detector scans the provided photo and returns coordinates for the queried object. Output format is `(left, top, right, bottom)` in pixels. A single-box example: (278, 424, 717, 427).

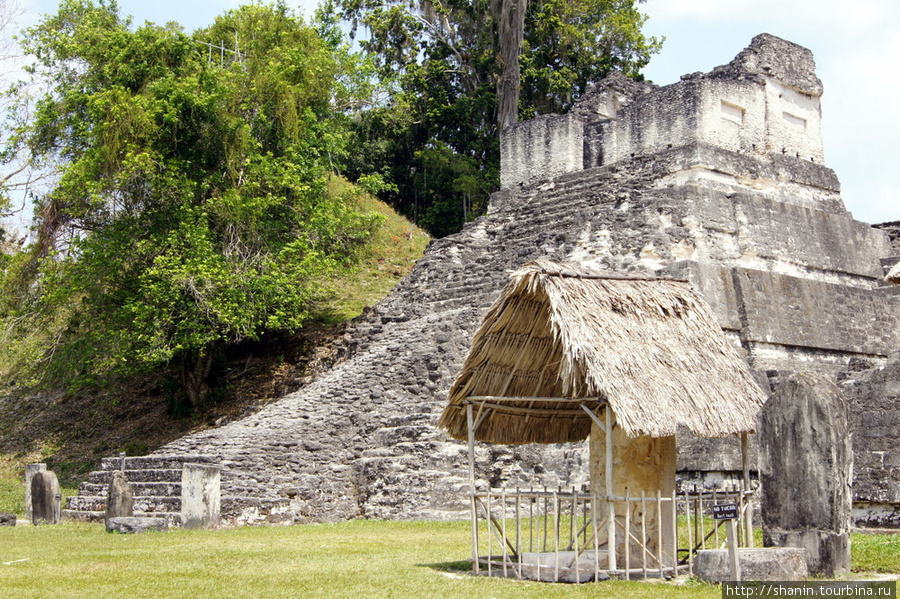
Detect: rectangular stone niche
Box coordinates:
(721, 101, 746, 124)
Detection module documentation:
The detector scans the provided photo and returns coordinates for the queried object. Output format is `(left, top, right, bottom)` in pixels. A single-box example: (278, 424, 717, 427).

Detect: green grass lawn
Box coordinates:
(0, 519, 717, 599)
(0, 520, 896, 599)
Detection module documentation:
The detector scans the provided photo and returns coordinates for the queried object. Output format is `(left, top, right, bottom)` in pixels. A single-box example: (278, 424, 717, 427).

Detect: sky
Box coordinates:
(9, 0, 900, 229)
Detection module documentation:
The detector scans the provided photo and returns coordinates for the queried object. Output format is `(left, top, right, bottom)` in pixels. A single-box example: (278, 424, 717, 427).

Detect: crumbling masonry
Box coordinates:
(65, 34, 900, 527)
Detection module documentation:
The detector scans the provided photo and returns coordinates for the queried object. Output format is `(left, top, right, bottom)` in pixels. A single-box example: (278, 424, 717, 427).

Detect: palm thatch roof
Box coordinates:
(438, 260, 767, 445)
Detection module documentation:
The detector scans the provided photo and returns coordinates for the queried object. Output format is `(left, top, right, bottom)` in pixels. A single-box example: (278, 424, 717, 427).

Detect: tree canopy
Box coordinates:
(0, 0, 381, 407)
(339, 0, 661, 236)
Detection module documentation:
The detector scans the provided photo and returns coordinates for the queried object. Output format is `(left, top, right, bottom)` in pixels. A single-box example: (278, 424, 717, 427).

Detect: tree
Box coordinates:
(0, 0, 26, 248)
(339, 0, 661, 236)
(0, 0, 380, 408)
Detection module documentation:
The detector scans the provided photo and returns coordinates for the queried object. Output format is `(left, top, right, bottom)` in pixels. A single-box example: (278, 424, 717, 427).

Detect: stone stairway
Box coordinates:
(63, 454, 218, 526)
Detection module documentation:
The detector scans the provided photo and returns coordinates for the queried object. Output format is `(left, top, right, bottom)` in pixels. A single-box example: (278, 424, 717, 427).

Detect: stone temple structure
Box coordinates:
(65, 34, 900, 527)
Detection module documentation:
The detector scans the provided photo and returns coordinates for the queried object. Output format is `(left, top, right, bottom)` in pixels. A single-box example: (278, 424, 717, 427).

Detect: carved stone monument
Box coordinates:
(30, 470, 61, 525)
(24, 463, 46, 522)
(181, 463, 221, 529)
(105, 470, 134, 521)
(759, 373, 852, 575)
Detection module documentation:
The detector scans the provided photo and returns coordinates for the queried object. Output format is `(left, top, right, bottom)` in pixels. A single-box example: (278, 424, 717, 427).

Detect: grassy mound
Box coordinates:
(0, 178, 430, 497)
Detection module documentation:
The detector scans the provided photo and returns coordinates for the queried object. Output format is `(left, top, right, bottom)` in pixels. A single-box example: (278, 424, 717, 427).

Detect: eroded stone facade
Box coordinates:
(66, 34, 900, 525)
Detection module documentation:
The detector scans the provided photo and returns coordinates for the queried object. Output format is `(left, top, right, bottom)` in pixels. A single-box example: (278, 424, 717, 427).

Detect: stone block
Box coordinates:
(106, 516, 169, 534)
(500, 114, 584, 188)
(733, 269, 900, 357)
(760, 374, 852, 575)
(763, 530, 850, 576)
(181, 463, 221, 529)
(105, 470, 133, 520)
(694, 548, 808, 583)
(842, 353, 900, 505)
(30, 470, 61, 525)
(519, 551, 609, 583)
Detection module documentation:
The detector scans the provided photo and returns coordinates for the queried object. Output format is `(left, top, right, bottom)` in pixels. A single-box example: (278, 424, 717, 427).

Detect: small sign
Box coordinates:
(712, 502, 739, 521)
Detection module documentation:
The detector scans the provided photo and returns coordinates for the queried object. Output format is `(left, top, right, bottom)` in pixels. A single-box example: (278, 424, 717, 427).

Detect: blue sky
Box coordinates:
(12, 0, 900, 227)
(639, 0, 900, 225)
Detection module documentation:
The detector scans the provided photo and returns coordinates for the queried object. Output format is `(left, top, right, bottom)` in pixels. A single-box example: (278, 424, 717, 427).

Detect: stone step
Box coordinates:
(99, 454, 216, 471)
(66, 494, 181, 513)
(62, 509, 182, 526)
(88, 468, 184, 485)
(78, 481, 182, 497)
(61, 509, 104, 523)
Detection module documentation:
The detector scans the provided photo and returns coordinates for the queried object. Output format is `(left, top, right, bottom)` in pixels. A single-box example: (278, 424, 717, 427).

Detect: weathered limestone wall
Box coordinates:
(152, 137, 899, 524)
(841, 353, 900, 526)
(500, 114, 584, 189)
(596, 35, 825, 168)
(116, 33, 900, 525)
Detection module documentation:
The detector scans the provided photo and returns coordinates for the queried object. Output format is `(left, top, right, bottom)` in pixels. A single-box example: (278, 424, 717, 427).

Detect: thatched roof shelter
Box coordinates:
(438, 260, 767, 445)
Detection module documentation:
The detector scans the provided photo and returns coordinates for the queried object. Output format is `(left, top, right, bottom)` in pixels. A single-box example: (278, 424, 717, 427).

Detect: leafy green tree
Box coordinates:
(0, 0, 380, 408)
(339, 0, 661, 237)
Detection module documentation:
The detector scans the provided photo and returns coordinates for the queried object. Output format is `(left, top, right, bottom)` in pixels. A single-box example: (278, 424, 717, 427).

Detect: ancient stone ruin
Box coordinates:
(63, 33, 900, 528)
(840, 352, 900, 527)
(760, 374, 852, 575)
(31, 469, 61, 525)
(105, 470, 134, 521)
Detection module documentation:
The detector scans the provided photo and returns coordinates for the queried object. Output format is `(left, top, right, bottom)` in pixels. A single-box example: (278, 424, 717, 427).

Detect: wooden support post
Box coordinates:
(592, 489, 600, 581)
(543, 486, 549, 552)
(501, 487, 508, 578)
(698, 491, 706, 550)
(624, 489, 631, 580)
(467, 403, 479, 574)
(671, 489, 678, 575)
(726, 518, 741, 581)
(554, 489, 560, 582)
(570, 487, 576, 553)
(741, 432, 753, 548)
(713, 489, 720, 547)
(516, 487, 522, 579)
(487, 490, 492, 576)
(529, 491, 534, 552)
(641, 491, 648, 580)
(686, 492, 694, 576)
(605, 406, 617, 573)
(572, 491, 580, 583)
(656, 489, 663, 576)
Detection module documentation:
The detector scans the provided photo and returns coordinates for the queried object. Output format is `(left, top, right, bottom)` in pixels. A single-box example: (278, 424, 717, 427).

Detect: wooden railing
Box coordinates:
(469, 485, 756, 582)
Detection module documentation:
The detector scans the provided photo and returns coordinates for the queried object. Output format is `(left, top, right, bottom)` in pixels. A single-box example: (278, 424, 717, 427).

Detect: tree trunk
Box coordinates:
(179, 346, 214, 410)
(494, 0, 527, 130)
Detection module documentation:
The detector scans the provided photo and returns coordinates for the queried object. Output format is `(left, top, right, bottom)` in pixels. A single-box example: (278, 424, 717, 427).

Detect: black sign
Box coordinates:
(712, 503, 739, 520)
